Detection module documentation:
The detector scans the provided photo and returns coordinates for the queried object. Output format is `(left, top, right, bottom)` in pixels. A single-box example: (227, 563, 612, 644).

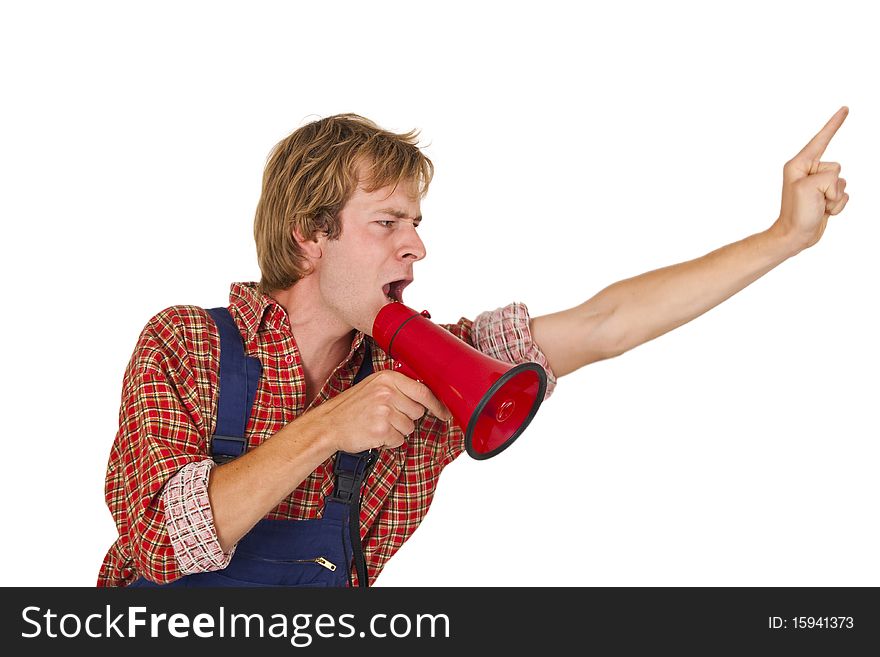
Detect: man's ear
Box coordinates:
(293, 227, 324, 262)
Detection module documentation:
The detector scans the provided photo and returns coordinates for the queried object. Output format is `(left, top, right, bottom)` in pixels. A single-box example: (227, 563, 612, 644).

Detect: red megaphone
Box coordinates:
(372, 301, 547, 459)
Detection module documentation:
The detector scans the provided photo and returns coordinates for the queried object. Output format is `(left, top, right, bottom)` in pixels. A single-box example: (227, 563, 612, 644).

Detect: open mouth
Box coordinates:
(382, 280, 410, 303)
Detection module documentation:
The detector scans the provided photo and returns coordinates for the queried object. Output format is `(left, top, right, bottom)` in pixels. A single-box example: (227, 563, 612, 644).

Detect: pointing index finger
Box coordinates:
(795, 106, 849, 164)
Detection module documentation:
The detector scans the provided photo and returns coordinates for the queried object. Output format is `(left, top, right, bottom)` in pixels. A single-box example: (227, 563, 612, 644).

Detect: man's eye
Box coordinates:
(376, 220, 395, 227)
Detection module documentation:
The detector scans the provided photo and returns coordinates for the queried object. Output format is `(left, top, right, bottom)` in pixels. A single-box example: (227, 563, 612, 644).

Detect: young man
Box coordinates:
(99, 109, 849, 587)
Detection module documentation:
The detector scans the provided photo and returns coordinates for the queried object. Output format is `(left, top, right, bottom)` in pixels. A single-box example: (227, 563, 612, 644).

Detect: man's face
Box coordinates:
(312, 178, 426, 336)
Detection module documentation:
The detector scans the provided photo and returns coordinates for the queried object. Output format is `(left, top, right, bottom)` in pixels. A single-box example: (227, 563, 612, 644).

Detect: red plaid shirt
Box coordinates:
(98, 282, 555, 586)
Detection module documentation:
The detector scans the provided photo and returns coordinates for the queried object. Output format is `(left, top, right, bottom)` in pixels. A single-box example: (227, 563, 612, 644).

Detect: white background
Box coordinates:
(1, 1, 877, 587)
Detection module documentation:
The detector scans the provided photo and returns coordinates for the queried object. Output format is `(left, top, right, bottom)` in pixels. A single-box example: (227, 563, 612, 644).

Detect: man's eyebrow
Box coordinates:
(373, 208, 422, 223)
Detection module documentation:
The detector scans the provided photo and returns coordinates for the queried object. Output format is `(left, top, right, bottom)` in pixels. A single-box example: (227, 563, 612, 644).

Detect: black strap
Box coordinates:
(332, 339, 378, 587)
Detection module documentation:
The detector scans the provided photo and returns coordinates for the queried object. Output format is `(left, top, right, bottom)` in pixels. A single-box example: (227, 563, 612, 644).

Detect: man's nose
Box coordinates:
(399, 225, 426, 261)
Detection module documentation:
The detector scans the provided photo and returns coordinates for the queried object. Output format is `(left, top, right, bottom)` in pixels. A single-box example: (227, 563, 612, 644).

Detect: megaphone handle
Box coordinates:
(392, 359, 423, 383)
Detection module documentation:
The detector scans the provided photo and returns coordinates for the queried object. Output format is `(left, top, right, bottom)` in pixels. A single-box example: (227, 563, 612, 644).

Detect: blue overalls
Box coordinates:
(129, 307, 377, 587)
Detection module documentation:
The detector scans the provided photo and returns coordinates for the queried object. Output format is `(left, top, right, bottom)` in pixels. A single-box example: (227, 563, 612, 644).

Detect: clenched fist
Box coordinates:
(295, 370, 453, 454)
(774, 106, 850, 252)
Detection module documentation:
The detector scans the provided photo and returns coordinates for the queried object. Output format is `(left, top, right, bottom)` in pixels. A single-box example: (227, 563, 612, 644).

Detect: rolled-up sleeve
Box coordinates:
(472, 302, 557, 399)
(162, 459, 235, 575)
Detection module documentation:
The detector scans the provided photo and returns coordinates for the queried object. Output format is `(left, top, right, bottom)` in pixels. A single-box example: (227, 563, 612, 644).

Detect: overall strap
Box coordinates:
(206, 307, 263, 464)
(333, 338, 378, 587)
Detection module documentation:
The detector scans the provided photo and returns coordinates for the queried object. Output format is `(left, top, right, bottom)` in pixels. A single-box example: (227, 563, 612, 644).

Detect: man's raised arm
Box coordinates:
(530, 107, 850, 378)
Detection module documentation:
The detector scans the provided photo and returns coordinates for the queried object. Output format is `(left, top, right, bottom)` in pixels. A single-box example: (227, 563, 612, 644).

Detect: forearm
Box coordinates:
(595, 224, 799, 357)
(208, 419, 336, 552)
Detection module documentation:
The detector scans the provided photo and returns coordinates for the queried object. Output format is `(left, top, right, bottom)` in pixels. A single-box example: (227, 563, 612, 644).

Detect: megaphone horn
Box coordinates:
(372, 302, 547, 460)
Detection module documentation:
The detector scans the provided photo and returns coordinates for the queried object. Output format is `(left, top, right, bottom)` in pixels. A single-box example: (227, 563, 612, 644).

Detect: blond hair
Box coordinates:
(253, 114, 434, 294)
